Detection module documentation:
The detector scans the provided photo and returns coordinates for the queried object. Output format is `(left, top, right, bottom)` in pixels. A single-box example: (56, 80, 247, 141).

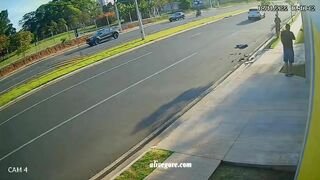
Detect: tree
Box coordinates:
(64, 4, 82, 29)
(118, 3, 128, 22)
(0, 10, 16, 36)
(103, 2, 114, 13)
(20, 0, 100, 38)
(0, 35, 9, 58)
(153, 0, 168, 15)
(11, 31, 34, 56)
(139, 0, 149, 18)
(49, 20, 58, 35)
(57, 18, 68, 33)
(179, 0, 192, 10)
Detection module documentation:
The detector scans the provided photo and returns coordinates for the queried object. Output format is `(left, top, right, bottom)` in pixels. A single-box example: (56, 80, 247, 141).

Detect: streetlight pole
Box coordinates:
(134, 0, 146, 40)
(114, 0, 122, 31)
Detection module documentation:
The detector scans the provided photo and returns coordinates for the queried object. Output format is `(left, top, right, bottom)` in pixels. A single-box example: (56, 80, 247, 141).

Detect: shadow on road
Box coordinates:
(237, 19, 256, 26)
(131, 82, 214, 135)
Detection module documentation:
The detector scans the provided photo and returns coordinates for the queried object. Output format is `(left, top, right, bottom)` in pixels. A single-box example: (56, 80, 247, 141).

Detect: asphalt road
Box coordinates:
(0, 9, 291, 180)
(0, 4, 259, 95)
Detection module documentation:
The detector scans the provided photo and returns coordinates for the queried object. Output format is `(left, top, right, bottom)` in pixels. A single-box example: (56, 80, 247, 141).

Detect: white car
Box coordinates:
(248, 8, 265, 20)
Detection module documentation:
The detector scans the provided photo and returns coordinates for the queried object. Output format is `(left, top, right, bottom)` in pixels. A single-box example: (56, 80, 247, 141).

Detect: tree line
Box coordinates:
(0, 0, 193, 59)
(0, 10, 33, 59)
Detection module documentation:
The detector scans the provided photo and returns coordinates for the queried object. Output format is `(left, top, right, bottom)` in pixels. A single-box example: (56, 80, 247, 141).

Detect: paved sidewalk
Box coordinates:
(146, 15, 308, 180)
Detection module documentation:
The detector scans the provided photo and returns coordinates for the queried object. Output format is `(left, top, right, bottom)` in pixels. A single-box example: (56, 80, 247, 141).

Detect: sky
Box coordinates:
(0, 0, 51, 30)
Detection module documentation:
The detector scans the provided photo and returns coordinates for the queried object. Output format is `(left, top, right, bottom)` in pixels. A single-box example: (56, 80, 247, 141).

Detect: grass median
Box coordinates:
(0, 9, 248, 107)
(115, 149, 172, 180)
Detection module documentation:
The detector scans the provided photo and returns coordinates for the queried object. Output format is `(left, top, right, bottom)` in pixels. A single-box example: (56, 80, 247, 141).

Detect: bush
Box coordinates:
(60, 38, 67, 44)
(179, 0, 192, 10)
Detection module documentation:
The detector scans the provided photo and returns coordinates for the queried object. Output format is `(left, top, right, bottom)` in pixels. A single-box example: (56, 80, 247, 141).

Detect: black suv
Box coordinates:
(169, 12, 185, 22)
(86, 28, 119, 46)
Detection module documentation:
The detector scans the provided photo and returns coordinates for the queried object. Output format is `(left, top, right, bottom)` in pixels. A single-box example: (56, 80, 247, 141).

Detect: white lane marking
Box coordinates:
(190, 33, 201, 38)
(0, 52, 198, 161)
(0, 52, 152, 127)
(0, 67, 56, 94)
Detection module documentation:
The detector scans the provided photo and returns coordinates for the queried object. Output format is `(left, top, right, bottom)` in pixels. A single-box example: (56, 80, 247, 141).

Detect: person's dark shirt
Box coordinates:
(281, 30, 295, 49)
(275, 17, 281, 26)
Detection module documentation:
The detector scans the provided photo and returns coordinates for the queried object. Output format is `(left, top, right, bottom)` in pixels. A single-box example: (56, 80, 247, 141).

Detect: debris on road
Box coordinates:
(235, 44, 248, 49)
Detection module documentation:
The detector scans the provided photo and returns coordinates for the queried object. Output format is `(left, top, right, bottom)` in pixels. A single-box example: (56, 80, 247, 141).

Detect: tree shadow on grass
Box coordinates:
(131, 82, 214, 135)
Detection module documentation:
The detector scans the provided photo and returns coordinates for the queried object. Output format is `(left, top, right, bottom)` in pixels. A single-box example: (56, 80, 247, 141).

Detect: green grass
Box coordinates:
(0, 32, 76, 69)
(209, 163, 295, 180)
(0, 8, 248, 107)
(269, 37, 281, 49)
(115, 149, 172, 180)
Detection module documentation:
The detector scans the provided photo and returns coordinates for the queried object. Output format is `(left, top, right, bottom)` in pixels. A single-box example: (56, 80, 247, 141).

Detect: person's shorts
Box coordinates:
(283, 48, 294, 63)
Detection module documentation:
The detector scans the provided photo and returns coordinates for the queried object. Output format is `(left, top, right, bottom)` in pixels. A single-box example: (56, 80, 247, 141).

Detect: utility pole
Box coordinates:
(134, 0, 146, 40)
(114, 0, 122, 31)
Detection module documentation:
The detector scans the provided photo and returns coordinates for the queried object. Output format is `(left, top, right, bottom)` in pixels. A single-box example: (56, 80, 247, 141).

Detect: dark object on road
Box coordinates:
(169, 12, 185, 22)
(86, 28, 119, 46)
(196, 9, 201, 17)
(248, 8, 265, 20)
(235, 44, 248, 49)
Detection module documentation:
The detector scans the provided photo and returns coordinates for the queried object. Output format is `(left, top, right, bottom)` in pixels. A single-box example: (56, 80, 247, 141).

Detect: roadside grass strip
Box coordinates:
(0, 9, 248, 107)
(115, 149, 173, 180)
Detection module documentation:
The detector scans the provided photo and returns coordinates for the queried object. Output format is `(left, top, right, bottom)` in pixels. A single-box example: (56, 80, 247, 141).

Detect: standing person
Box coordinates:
(281, 24, 296, 77)
(275, 13, 281, 38)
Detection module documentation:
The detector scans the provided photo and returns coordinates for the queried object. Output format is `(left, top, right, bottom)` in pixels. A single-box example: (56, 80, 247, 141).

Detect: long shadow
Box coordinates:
(131, 83, 213, 134)
(237, 19, 256, 26)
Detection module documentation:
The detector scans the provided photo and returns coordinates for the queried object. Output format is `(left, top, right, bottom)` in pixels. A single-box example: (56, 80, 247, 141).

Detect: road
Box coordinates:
(0, 8, 291, 180)
(0, 4, 259, 95)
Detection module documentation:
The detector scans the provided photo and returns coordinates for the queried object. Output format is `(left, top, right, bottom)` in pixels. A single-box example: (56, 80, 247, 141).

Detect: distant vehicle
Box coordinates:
(86, 28, 119, 46)
(248, 8, 265, 20)
(169, 12, 185, 22)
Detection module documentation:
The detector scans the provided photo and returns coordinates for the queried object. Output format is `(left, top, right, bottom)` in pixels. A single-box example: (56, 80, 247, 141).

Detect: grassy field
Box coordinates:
(209, 163, 295, 180)
(0, 8, 248, 107)
(0, 32, 76, 69)
(115, 149, 172, 180)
